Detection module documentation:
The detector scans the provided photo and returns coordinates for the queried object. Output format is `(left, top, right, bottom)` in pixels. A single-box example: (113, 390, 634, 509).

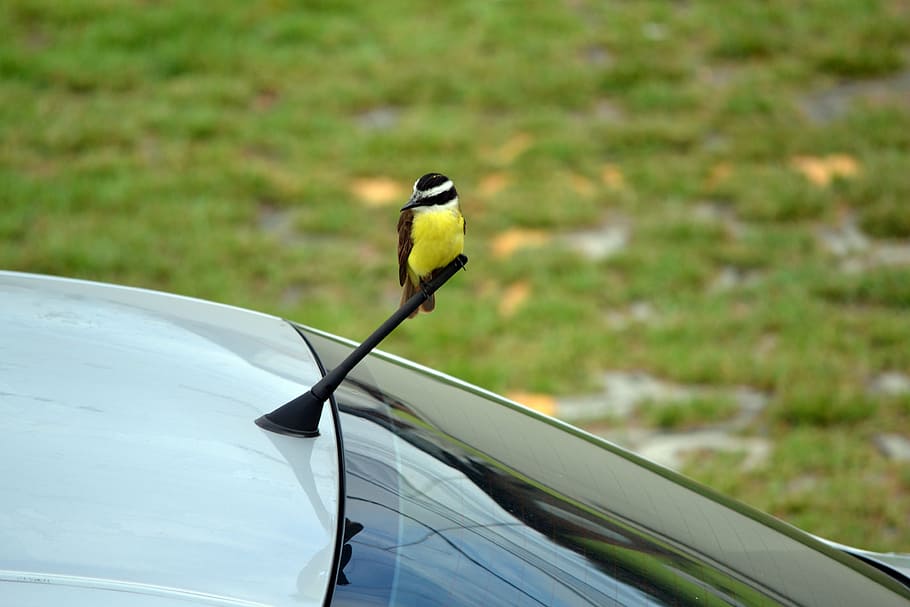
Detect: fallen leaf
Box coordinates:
(601, 163, 625, 190)
(570, 173, 595, 196)
(826, 154, 860, 178)
(506, 391, 557, 417)
(498, 281, 530, 317)
(494, 133, 534, 164)
(351, 177, 405, 207)
(490, 228, 551, 258)
(707, 162, 732, 188)
(790, 157, 829, 185)
(791, 154, 860, 187)
(478, 172, 511, 197)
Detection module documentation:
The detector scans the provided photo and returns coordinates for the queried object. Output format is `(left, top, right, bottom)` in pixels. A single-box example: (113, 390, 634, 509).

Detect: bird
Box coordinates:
(398, 173, 466, 318)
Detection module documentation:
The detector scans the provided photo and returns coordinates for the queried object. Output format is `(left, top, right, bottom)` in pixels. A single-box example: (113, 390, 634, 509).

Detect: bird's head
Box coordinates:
(401, 173, 458, 211)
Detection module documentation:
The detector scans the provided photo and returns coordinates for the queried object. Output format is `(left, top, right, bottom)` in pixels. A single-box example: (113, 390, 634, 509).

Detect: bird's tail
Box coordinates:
(400, 279, 436, 318)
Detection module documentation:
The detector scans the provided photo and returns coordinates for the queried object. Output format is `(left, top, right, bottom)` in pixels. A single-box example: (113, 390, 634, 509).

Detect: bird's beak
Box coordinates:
(400, 193, 422, 211)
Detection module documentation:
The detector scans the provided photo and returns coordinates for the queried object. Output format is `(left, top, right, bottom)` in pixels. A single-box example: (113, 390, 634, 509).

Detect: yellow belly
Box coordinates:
(408, 208, 465, 279)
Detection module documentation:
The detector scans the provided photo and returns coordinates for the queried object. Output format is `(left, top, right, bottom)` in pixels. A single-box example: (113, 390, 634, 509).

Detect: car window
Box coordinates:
(331, 381, 766, 606)
(297, 327, 909, 607)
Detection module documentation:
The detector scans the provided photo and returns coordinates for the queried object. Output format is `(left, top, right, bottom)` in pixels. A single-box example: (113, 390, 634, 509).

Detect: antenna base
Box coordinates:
(255, 390, 324, 437)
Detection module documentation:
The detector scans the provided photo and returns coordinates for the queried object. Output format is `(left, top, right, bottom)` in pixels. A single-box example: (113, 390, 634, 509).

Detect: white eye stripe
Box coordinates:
(416, 180, 454, 198)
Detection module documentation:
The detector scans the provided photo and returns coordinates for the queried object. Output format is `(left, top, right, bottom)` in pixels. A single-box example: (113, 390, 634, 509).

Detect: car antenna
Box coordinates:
(255, 254, 468, 438)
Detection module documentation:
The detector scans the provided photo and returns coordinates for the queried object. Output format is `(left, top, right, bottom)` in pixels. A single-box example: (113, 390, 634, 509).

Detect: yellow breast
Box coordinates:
(408, 207, 465, 279)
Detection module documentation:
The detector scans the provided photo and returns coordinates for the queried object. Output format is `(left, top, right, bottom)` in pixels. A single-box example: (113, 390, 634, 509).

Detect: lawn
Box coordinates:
(2, 1, 909, 551)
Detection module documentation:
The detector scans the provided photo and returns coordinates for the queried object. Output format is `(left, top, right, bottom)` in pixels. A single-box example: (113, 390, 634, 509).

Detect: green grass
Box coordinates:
(640, 396, 739, 430)
(2, 0, 910, 552)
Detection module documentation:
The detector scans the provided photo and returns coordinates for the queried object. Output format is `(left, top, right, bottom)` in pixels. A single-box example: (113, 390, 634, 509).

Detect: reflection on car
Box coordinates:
(1, 271, 908, 606)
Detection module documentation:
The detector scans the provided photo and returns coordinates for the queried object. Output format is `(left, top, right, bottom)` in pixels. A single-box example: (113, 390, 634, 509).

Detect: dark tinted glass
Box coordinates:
(301, 329, 909, 607)
(331, 380, 768, 606)
(333, 387, 668, 606)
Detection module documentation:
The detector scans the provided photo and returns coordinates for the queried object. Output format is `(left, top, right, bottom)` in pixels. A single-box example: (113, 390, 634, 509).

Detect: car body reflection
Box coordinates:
(335, 403, 670, 605)
(294, 328, 908, 607)
(330, 381, 765, 606)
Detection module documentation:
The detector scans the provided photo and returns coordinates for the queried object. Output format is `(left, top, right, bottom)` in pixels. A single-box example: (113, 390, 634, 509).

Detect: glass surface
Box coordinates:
(295, 327, 909, 607)
(333, 391, 685, 605)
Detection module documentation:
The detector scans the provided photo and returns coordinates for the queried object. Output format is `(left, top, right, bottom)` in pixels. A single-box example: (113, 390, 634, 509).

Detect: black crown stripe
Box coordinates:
(416, 173, 450, 190)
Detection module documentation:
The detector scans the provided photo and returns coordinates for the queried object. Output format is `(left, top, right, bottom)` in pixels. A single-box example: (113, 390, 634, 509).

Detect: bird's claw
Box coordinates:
(419, 281, 433, 299)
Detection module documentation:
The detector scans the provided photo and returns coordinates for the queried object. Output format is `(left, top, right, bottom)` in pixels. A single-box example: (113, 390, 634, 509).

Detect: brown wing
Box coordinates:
(397, 210, 414, 286)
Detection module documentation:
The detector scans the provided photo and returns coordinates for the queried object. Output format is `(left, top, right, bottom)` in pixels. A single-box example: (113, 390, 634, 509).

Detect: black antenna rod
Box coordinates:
(256, 254, 468, 437)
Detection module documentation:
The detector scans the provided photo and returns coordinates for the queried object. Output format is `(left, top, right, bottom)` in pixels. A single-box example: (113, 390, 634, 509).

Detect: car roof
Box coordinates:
(0, 272, 340, 606)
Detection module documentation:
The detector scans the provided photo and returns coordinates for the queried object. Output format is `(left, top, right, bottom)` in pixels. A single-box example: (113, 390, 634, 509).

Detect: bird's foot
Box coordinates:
(419, 280, 433, 299)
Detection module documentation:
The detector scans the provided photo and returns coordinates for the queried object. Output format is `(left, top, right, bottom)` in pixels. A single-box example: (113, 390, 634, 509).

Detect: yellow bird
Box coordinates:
(398, 173, 466, 318)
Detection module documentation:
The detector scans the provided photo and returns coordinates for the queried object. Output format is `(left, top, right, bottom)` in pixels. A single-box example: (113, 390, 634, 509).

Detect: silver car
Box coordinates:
(1, 270, 908, 606)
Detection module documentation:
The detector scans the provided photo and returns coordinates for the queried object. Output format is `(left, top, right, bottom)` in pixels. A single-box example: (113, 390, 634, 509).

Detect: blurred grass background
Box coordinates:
(2, 1, 909, 551)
